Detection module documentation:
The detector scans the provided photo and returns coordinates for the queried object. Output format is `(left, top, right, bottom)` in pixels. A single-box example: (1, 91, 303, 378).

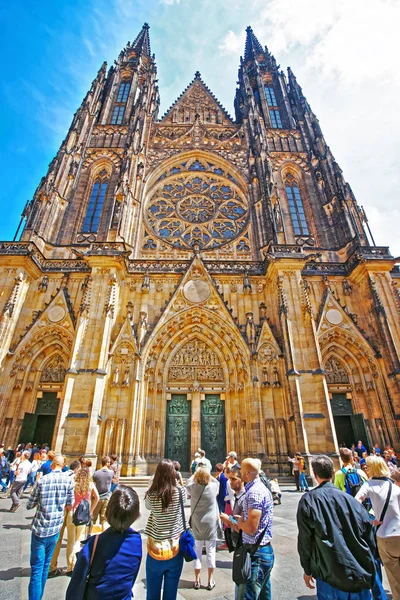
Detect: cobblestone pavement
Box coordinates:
(0, 485, 392, 600)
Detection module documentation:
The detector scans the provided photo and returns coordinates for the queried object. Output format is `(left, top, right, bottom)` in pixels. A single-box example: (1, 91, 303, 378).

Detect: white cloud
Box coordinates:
(217, 0, 400, 256)
(160, 0, 181, 4)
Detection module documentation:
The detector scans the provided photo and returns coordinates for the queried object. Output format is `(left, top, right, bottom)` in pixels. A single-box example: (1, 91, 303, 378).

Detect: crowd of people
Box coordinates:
(0, 440, 399, 600)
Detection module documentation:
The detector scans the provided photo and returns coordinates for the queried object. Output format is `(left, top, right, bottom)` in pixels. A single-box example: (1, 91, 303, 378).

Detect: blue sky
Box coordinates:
(1, 0, 399, 255)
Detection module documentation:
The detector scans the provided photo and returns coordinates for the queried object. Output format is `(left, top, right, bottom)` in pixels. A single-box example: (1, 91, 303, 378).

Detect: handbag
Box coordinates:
(232, 525, 269, 585)
(178, 487, 197, 562)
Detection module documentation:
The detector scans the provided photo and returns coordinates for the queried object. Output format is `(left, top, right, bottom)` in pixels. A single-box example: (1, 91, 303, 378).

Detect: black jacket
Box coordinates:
(297, 481, 376, 592)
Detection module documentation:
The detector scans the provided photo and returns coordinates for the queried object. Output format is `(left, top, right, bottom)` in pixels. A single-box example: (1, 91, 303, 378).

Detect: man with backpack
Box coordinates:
(334, 447, 368, 495)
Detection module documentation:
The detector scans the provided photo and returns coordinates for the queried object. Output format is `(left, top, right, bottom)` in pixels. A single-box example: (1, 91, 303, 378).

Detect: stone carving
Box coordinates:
(138, 311, 148, 346)
(342, 279, 352, 296)
(40, 354, 66, 382)
(168, 340, 223, 381)
(111, 367, 119, 387)
(245, 312, 257, 352)
(142, 271, 151, 293)
(325, 356, 350, 384)
(122, 368, 130, 386)
(38, 275, 49, 292)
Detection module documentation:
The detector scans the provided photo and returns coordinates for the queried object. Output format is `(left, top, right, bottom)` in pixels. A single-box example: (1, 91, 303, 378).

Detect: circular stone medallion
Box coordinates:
(183, 280, 210, 303)
(325, 308, 343, 325)
(47, 306, 66, 323)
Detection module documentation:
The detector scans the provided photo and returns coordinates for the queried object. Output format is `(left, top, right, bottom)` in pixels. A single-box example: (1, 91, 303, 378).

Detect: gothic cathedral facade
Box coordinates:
(0, 25, 399, 474)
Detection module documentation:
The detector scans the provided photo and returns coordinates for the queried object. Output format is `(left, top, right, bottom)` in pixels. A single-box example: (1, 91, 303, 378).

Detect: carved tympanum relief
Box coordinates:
(168, 339, 223, 381)
(325, 356, 350, 384)
(40, 354, 66, 382)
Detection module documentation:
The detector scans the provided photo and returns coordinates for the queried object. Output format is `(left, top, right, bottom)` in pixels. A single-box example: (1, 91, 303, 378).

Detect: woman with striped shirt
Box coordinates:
(145, 459, 187, 600)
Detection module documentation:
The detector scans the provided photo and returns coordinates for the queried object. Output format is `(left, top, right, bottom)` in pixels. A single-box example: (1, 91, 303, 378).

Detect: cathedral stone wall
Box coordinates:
(0, 24, 399, 474)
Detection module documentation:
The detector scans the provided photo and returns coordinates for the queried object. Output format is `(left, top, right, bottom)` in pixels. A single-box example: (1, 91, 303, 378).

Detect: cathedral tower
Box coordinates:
(0, 25, 399, 474)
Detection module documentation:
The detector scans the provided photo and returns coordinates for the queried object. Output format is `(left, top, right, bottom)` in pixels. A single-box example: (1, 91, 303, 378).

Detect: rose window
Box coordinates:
(146, 171, 248, 249)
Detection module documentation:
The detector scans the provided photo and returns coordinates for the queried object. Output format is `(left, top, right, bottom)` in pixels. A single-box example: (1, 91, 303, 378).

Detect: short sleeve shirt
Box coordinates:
(242, 477, 273, 545)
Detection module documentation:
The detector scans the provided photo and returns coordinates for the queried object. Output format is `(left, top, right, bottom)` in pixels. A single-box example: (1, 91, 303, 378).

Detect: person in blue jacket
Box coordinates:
(66, 485, 142, 600)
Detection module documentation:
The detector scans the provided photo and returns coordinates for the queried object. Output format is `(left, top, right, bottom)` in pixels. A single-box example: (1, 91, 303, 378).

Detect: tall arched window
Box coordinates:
(285, 174, 309, 236)
(111, 80, 131, 125)
(82, 170, 108, 233)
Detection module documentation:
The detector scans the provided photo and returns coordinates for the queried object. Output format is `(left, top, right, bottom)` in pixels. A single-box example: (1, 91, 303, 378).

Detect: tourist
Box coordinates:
(356, 440, 367, 455)
(173, 460, 184, 486)
(26, 454, 74, 600)
(373, 443, 381, 455)
(67, 466, 99, 575)
(215, 463, 228, 513)
(191, 451, 200, 474)
(227, 457, 274, 599)
(334, 447, 368, 492)
(66, 486, 142, 600)
(297, 454, 376, 599)
(145, 459, 186, 600)
(225, 451, 239, 469)
(48, 460, 81, 577)
(38, 450, 56, 477)
(197, 448, 212, 472)
(8, 451, 22, 491)
(383, 450, 397, 474)
(0, 447, 9, 492)
(23, 452, 42, 492)
(187, 466, 220, 590)
(220, 463, 245, 549)
(109, 453, 121, 492)
(288, 452, 302, 491)
(9, 450, 31, 512)
(297, 453, 309, 492)
(356, 456, 400, 600)
(91, 455, 113, 532)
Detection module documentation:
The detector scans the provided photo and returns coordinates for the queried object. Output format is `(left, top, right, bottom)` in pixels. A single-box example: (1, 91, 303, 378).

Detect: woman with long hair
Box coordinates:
(356, 456, 400, 600)
(145, 459, 186, 600)
(187, 467, 220, 590)
(66, 467, 99, 574)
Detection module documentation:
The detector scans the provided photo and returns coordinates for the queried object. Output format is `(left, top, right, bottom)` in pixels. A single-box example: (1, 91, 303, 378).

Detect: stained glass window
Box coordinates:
(285, 180, 309, 236)
(146, 168, 248, 250)
(117, 82, 131, 103)
(111, 105, 125, 125)
(269, 109, 282, 128)
(82, 178, 108, 233)
(265, 86, 277, 107)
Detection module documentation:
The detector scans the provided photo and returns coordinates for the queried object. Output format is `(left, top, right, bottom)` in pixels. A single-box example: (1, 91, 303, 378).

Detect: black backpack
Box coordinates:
(72, 498, 91, 526)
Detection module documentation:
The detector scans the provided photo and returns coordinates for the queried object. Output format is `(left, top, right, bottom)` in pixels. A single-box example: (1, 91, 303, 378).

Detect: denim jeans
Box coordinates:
(146, 552, 184, 600)
(24, 472, 36, 491)
(236, 544, 274, 600)
(299, 472, 309, 491)
(316, 579, 372, 600)
(28, 532, 59, 600)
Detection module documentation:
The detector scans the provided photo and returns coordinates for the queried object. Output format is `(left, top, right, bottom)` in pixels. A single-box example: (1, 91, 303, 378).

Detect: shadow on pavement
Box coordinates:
(3, 523, 32, 530)
(0, 567, 31, 581)
(215, 559, 232, 569)
(297, 595, 316, 599)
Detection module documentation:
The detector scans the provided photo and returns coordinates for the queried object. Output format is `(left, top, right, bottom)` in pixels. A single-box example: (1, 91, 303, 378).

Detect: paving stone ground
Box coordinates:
(0, 485, 392, 600)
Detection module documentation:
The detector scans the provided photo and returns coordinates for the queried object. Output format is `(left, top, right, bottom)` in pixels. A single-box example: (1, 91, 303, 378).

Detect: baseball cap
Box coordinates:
(226, 451, 237, 459)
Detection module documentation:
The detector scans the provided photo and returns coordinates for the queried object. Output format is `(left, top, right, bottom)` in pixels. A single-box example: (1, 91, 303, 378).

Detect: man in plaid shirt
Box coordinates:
(27, 454, 74, 600)
(228, 458, 274, 600)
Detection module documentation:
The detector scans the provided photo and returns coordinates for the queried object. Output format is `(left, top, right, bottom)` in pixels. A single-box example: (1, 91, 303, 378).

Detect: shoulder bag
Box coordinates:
(178, 487, 197, 562)
(232, 525, 268, 585)
(376, 478, 393, 532)
(188, 484, 205, 528)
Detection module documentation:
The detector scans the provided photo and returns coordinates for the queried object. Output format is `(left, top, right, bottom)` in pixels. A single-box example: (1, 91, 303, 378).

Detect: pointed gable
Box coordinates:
(160, 72, 234, 125)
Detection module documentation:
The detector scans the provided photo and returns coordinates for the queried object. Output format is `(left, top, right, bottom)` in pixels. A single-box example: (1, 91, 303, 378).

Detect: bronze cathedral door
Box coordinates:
(201, 394, 226, 466)
(165, 394, 191, 471)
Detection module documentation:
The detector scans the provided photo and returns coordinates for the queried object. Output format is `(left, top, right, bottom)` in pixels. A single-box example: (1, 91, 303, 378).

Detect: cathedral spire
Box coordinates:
(131, 22, 151, 57)
(244, 26, 264, 61)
